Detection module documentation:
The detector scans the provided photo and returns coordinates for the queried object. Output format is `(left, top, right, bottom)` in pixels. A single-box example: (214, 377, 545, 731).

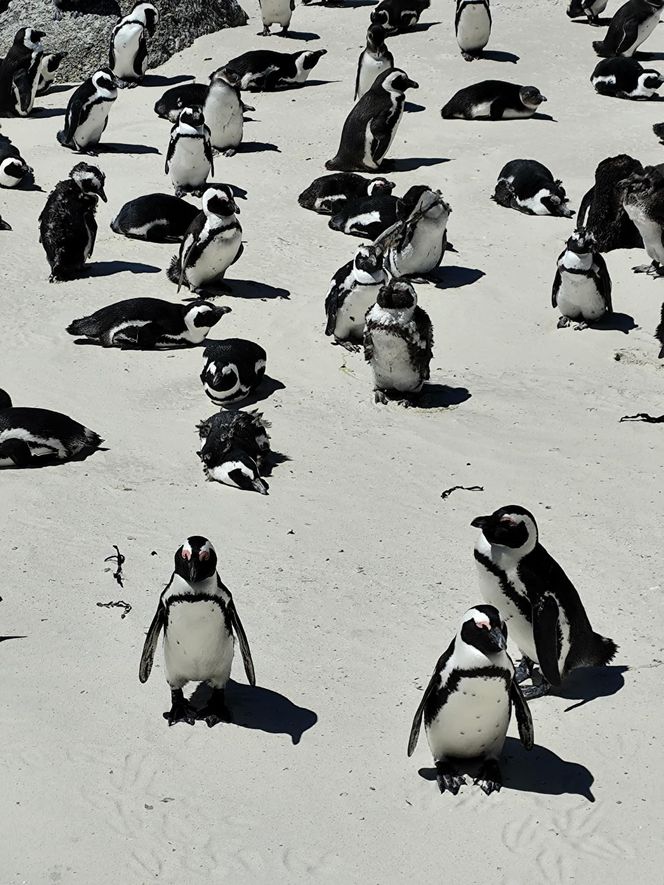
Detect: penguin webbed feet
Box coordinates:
(520, 676, 552, 701)
(633, 261, 664, 277)
(435, 760, 466, 796)
(333, 337, 361, 353)
(474, 759, 502, 796)
(461, 51, 479, 62)
(557, 316, 572, 329)
(258, 26, 270, 36)
(163, 688, 196, 726)
(374, 389, 389, 405)
(514, 656, 534, 684)
(196, 687, 232, 728)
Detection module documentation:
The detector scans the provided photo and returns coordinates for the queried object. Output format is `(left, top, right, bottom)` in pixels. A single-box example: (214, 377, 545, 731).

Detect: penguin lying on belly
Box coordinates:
(592, 56, 664, 99)
(441, 80, 546, 120)
(220, 49, 327, 91)
(0, 133, 32, 188)
(298, 172, 395, 215)
(370, 0, 430, 34)
(197, 409, 272, 494)
(111, 193, 200, 242)
(328, 186, 398, 239)
(492, 160, 574, 217)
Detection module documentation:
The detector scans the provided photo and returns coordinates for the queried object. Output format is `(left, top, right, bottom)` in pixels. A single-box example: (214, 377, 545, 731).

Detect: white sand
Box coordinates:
(1, 1, 663, 882)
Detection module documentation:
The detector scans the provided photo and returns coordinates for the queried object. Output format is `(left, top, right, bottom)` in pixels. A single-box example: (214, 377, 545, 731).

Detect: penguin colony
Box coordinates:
(1, 0, 662, 809)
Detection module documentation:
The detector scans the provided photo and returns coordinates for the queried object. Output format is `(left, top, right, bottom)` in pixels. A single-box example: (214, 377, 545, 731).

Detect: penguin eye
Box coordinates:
(199, 550, 210, 561)
(181, 547, 191, 560)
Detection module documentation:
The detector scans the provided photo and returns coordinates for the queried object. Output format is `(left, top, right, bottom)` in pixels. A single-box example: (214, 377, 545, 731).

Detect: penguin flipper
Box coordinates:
(532, 593, 562, 686)
(139, 602, 166, 683)
(407, 646, 451, 757)
(551, 269, 561, 308)
(227, 597, 256, 686)
(594, 252, 613, 311)
(613, 19, 639, 56)
(363, 325, 374, 362)
(164, 133, 176, 174)
(510, 677, 534, 750)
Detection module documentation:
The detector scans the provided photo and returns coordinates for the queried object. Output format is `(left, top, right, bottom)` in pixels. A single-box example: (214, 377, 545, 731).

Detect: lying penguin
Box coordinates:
(567, 0, 608, 23)
(441, 81, 546, 119)
(576, 153, 644, 250)
(492, 160, 574, 217)
(355, 24, 394, 101)
(0, 132, 32, 188)
(370, 0, 430, 34)
(111, 193, 200, 242)
(325, 243, 386, 350)
(197, 409, 272, 494)
(591, 56, 664, 99)
(383, 186, 452, 279)
(200, 339, 267, 405)
(552, 230, 613, 328)
(328, 183, 399, 239)
(57, 67, 118, 154)
(298, 172, 395, 215)
(620, 166, 664, 276)
(220, 49, 327, 91)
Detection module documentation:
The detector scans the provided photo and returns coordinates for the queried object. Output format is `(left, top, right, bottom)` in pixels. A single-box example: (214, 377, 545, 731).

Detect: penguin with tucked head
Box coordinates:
(325, 243, 386, 350)
(298, 172, 395, 215)
(567, 0, 608, 24)
(593, 0, 664, 57)
(0, 27, 45, 117)
(111, 193, 200, 242)
(354, 24, 394, 101)
(408, 604, 534, 795)
(592, 56, 664, 99)
(57, 67, 118, 154)
(109, 1, 159, 87)
(472, 505, 618, 699)
(328, 180, 398, 239)
(197, 410, 271, 494)
(370, 0, 430, 34)
(455, 0, 492, 61)
(619, 165, 664, 276)
(492, 160, 574, 217)
(0, 133, 32, 188)
(442, 80, 546, 119)
(139, 536, 256, 727)
(552, 230, 612, 329)
(165, 106, 214, 198)
(200, 339, 267, 405)
(576, 154, 644, 250)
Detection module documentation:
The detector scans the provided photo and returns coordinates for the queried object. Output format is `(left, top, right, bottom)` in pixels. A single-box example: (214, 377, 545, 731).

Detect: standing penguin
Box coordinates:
(0, 133, 32, 188)
(165, 106, 214, 197)
(139, 536, 256, 727)
(552, 230, 612, 328)
(109, 1, 159, 87)
(355, 25, 394, 101)
(363, 279, 433, 405)
(472, 505, 618, 699)
(593, 0, 664, 57)
(258, 0, 295, 36)
(326, 69, 419, 172)
(577, 154, 644, 251)
(0, 28, 44, 117)
(455, 0, 492, 61)
(384, 186, 451, 279)
(441, 81, 546, 119)
(36, 51, 66, 96)
(567, 0, 608, 24)
(370, 0, 430, 34)
(325, 243, 387, 349)
(407, 605, 534, 795)
(38, 162, 106, 282)
(202, 68, 245, 155)
(200, 339, 267, 405)
(57, 68, 118, 154)
(620, 166, 664, 275)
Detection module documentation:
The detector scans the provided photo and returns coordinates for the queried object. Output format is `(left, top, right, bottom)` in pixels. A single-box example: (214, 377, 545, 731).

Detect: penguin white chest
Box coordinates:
(187, 226, 242, 286)
(426, 675, 510, 760)
(369, 328, 423, 392)
(624, 203, 664, 263)
(112, 23, 144, 78)
(74, 100, 112, 149)
(456, 5, 491, 52)
(170, 139, 210, 187)
(625, 14, 660, 55)
(556, 270, 607, 321)
(164, 600, 234, 687)
(335, 284, 380, 339)
(389, 217, 447, 275)
(260, 0, 293, 28)
(357, 54, 392, 100)
(205, 93, 243, 150)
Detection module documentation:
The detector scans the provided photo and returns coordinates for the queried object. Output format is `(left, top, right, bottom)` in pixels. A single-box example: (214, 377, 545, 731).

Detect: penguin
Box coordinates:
(655, 302, 664, 356)
(355, 24, 394, 102)
(441, 81, 547, 119)
(57, 67, 118, 154)
(298, 172, 395, 215)
(38, 162, 106, 282)
(197, 410, 271, 494)
(363, 279, 433, 405)
(110, 193, 200, 242)
(577, 154, 644, 250)
(328, 186, 399, 239)
(552, 230, 613, 328)
(0, 133, 32, 188)
(36, 51, 66, 95)
(471, 505, 618, 700)
(0, 28, 44, 117)
(165, 107, 214, 198)
(326, 69, 419, 172)
(109, 1, 159, 87)
(220, 49, 327, 91)
(258, 0, 296, 36)
(200, 339, 267, 405)
(591, 56, 664, 98)
(384, 186, 452, 279)
(139, 536, 256, 727)
(407, 604, 534, 796)
(0, 388, 102, 467)
(567, 0, 608, 23)
(67, 298, 229, 349)
(455, 0, 492, 61)
(620, 165, 664, 275)
(325, 243, 386, 350)
(370, 0, 431, 35)
(154, 81, 208, 121)
(492, 160, 574, 217)
(654, 122, 664, 142)
(593, 0, 664, 56)
(167, 186, 243, 295)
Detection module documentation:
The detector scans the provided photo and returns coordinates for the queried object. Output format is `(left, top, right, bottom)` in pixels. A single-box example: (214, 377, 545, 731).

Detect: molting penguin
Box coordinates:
(355, 24, 394, 101)
(593, 0, 664, 56)
(57, 67, 118, 154)
(577, 154, 644, 250)
(258, 0, 296, 36)
(442, 81, 546, 119)
(455, 0, 492, 61)
(472, 505, 618, 700)
(326, 69, 419, 172)
(165, 106, 214, 197)
(139, 535, 256, 727)
(197, 410, 271, 494)
(298, 172, 395, 215)
(109, 1, 159, 87)
(325, 243, 386, 350)
(384, 186, 451, 279)
(492, 160, 574, 217)
(655, 303, 664, 356)
(620, 166, 664, 275)
(36, 51, 66, 95)
(200, 339, 267, 405)
(0, 388, 102, 467)
(552, 230, 612, 328)
(370, 0, 430, 34)
(220, 49, 327, 91)
(328, 182, 398, 239)
(591, 56, 664, 98)
(407, 604, 534, 796)
(0, 28, 45, 117)
(111, 193, 200, 242)
(363, 279, 433, 405)
(67, 298, 229, 349)
(567, 0, 608, 23)
(0, 133, 32, 188)
(38, 162, 106, 282)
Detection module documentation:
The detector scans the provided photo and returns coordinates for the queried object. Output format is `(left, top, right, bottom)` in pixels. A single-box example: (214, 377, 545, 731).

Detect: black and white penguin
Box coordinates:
(455, 0, 492, 61)
(384, 186, 452, 279)
(328, 184, 398, 239)
(165, 106, 214, 197)
(0, 28, 44, 117)
(325, 243, 386, 350)
(552, 230, 612, 328)
(0, 388, 102, 467)
(200, 339, 267, 405)
(492, 160, 574, 217)
(220, 49, 327, 91)
(577, 154, 644, 250)
(67, 298, 229, 348)
(363, 279, 433, 405)
(620, 166, 664, 275)
(591, 56, 664, 98)
(57, 67, 118, 154)
(197, 410, 271, 494)
(326, 69, 419, 172)
(370, 0, 430, 34)
(472, 505, 618, 700)
(38, 162, 106, 282)
(567, 0, 608, 22)
(593, 0, 664, 56)
(110, 193, 200, 242)
(153, 80, 208, 121)
(355, 24, 394, 101)
(407, 604, 534, 795)
(109, 1, 159, 87)
(139, 536, 256, 727)
(298, 172, 395, 215)
(167, 186, 243, 295)
(258, 0, 295, 36)
(36, 51, 66, 95)
(655, 303, 664, 356)
(441, 80, 546, 119)
(0, 132, 32, 188)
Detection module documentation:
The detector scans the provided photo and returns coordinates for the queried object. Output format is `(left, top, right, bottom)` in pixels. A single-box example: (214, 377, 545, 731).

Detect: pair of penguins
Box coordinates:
(142, 509, 616, 797)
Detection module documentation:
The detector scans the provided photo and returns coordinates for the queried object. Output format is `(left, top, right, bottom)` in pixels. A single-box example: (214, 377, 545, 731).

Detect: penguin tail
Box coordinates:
(84, 428, 103, 449)
(592, 41, 611, 57)
(653, 122, 664, 142)
(591, 632, 618, 667)
(110, 215, 121, 234)
(56, 130, 71, 148)
(440, 102, 454, 119)
(325, 157, 343, 171)
(166, 256, 181, 285)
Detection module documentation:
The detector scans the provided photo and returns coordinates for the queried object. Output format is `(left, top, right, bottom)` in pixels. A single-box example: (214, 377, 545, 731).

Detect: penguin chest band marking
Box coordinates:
(164, 598, 234, 688)
(186, 225, 241, 285)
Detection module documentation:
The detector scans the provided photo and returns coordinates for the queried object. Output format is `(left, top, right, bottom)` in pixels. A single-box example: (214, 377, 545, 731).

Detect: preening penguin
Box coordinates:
(472, 505, 618, 700)
(197, 410, 272, 494)
(552, 230, 612, 328)
(407, 605, 534, 796)
(592, 56, 664, 98)
(455, 0, 492, 61)
(492, 160, 574, 217)
(165, 106, 214, 197)
(0, 27, 44, 117)
(139, 536, 256, 727)
(355, 25, 394, 101)
(441, 80, 546, 119)
(325, 243, 386, 350)
(200, 338, 267, 405)
(593, 0, 664, 57)
(383, 186, 451, 279)
(576, 154, 644, 251)
(57, 67, 118, 154)
(0, 133, 32, 188)
(258, 0, 296, 36)
(221, 49, 327, 91)
(111, 193, 200, 242)
(328, 183, 398, 239)
(620, 166, 664, 276)
(567, 0, 608, 23)
(298, 172, 395, 215)
(370, 0, 430, 34)
(36, 51, 66, 96)
(109, 1, 159, 87)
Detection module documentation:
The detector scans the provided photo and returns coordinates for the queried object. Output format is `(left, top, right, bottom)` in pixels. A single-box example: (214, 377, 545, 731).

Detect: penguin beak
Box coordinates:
(98, 187, 108, 203)
(471, 515, 489, 529)
(538, 94, 548, 102)
(0, 218, 12, 231)
(405, 78, 419, 90)
(253, 477, 269, 495)
(188, 558, 199, 583)
(489, 628, 507, 651)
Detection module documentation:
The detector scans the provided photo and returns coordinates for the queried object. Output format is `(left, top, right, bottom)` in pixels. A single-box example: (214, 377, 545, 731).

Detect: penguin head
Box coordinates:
(21, 29, 45, 51)
(366, 24, 387, 51)
(541, 184, 574, 218)
(201, 449, 269, 495)
(183, 300, 231, 332)
(131, 2, 159, 35)
(44, 51, 67, 74)
(302, 49, 327, 70)
(70, 162, 107, 202)
(174, 536, 217, 583)
(0, 389, 12, 409)
(370, 9, 390, 28)
(354, 243, 384, 276)
(519, 86, 547, 107)
(566, 229, 596, 255)
(0, 157, 30, 186)
(459, 605, 508, 657)
(641, 71, 664, 91)
(471, 506, 538, 554)
(376, 279, 416, 312)
(210, 67, 240, 88)
(202, 186, 239, 218)
(92, 68, 118, 96)
(367, 176, 395, 197)
(380, 69, 419, 93)
(178, 106, 205, 130)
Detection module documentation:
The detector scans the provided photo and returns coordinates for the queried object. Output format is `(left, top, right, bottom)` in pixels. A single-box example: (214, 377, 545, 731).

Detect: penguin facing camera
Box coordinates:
(552, 230, 612, 328)
(57, 67, 118, 154)
(492, 160, 574, 217)
(197, 410, 272, 494)
(455, 0, 492, 61)
(165, 106, 214, 197)
(355, 25, 394, 101)
(200, 339, 267, 405)
(258, 0, 296, 37)
(325, 243, 386, 350)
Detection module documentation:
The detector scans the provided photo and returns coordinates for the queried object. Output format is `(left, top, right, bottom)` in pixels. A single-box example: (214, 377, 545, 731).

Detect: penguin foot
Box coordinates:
(633, 262, 662, 275)
(163, 689, 196, 726)
(279, 26, 289, 36)
(374, 389, 389, 405)
(334, 338, 361, 352)
(474, 760, 502, 796)
(197, 688, 232, 728)
(520, 679, 552, 701)
(258, 27, 270, 35)
(574, 322, 589, 331)
(435, 761, 466, 796)
(514, 656, 534, 684)
(557, 316, 572, 329)
(461, 51, 478, 61)
(221, 148, 237, 157)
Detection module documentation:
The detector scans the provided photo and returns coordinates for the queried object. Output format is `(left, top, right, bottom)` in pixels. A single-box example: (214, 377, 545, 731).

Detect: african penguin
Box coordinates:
(472, 505, 618, 700)
(165, 106, 214, 197)
(384, 186, 451, 279)
(593, 0, 664, 57)
(355, 24, 394, 101)
(298, 172, 395, 215)
(139, 536, 256, 727)
(442, 81, 546, 119)
(67, 298, 229, 349)
(328, 184, 398, 239)
(655, 303, 664, 356)
(407, 604, 534, 796)
(576, 154, 644, 251)
(38, 162, 106, 282)
(197, 410, 271, 494)
(591, 56, 664, 98)
(110, 193, 200, 242)
(492, 160, 574, 217)
(0, 388, 102, 467)
(0, 133, 32, 188)
(36, 51, 66, 95)
(109, 1, 159, 87)
(0, 28, 44, 117)
(363, 279, 433, 405)
(455, 0, 492, 61)
(200, 339, 267, 405)
(567, 0, 608, 24)
(57, 67, 118, 154)
(258, 0, 296, 36)
(370, 0, 431, 34)
(552, 230, 613, 328)
(325, 243, 386, 350)
(620, 166, 664, 275)
(220, 49, 327, 91)
(326, 69, 419, 172)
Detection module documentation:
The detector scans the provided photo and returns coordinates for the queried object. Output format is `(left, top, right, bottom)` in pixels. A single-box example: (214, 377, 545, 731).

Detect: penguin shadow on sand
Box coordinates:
(95, 143, 161, 156)
(553, 665, 628, 712)
(30, 107, 66, 119)
(425, 265, 485, 291)
(86, 260, 161, 278)
(141, 74, 196, 88)
(190, 680, 317, 745)
(416, 383, 472, 410)
(408, 21, 442, 33)
(186, 279, 290, 300)
(277, 30, 321, 41)
(385, 157, 450, 173)
(0, 635, 26, 643)
(583, 313, 637, 334)
(404, 101, 426, 113)
(480, 50, 520, 64)
(238, 141, 281, 154)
